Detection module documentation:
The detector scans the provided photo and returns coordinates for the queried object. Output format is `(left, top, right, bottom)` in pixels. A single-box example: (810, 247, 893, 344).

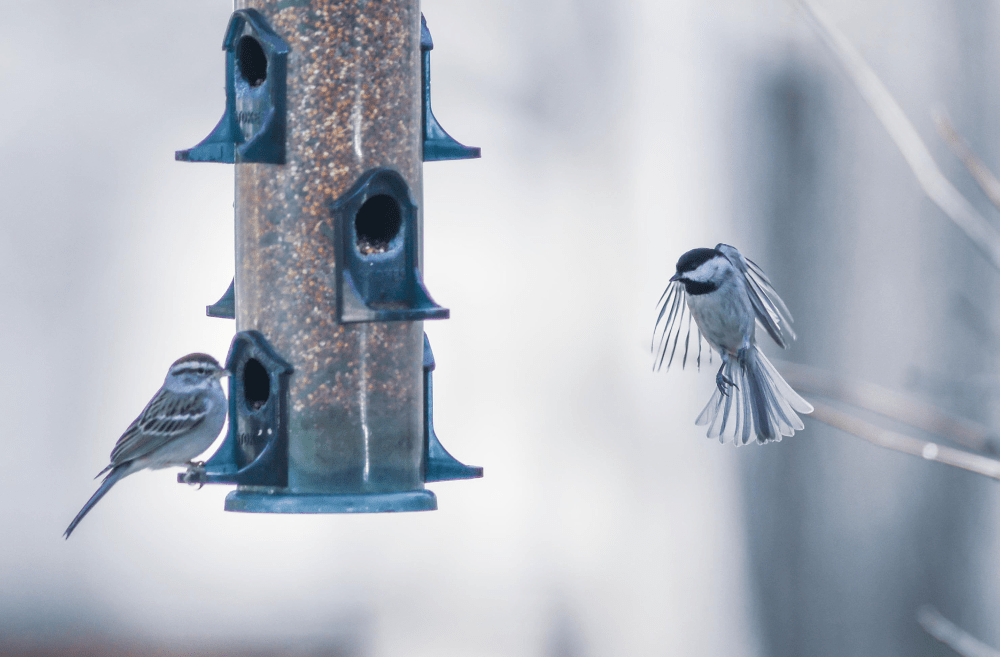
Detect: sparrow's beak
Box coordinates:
(215, 369, 230, 379)
(669, 272, 683, 282)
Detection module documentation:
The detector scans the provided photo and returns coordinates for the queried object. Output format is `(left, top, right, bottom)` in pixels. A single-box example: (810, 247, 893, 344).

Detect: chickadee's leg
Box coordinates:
(715, 352, 738, 396)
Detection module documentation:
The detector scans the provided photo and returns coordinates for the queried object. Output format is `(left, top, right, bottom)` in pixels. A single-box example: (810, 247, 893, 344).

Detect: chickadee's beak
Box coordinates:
(670, 272, 683, 282)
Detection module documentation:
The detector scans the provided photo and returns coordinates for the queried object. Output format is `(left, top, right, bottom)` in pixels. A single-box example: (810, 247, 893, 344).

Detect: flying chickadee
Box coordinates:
(652, 244, 812, 444)
(64, 353, 229, 538)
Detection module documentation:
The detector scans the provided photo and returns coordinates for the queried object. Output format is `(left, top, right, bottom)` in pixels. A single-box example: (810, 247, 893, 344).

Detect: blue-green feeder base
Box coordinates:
(224, 489, 438, 514)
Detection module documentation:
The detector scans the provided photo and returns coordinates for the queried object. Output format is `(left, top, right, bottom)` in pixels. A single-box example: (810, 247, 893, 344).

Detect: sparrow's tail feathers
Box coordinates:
(696, 347, 813, 445)
(63, 465, 130, 539)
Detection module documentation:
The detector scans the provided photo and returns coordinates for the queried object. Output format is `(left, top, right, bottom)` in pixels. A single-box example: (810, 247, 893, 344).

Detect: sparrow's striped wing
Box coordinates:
(716, 244, 796, 349)
(652, 280, 707, 372)
(103, 387, 211, 471)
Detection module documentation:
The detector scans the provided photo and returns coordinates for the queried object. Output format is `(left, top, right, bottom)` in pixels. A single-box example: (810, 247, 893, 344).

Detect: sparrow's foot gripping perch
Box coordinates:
(182, 461, 207, 488)
(716, 363, 738, 396)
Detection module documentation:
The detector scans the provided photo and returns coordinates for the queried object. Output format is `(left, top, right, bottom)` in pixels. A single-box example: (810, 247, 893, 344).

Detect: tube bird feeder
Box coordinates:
(176, 2, 481, 513)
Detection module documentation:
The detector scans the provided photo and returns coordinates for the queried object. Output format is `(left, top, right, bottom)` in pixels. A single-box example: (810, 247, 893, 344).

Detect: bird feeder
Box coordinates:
(177, 2, 481, 513)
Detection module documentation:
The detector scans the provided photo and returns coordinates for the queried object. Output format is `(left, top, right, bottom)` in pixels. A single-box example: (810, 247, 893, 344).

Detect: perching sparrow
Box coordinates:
(64, 353, 228, 538)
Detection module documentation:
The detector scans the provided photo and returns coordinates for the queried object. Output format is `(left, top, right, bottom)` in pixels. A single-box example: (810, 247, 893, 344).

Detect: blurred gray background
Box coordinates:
(2, 0, 999, 655)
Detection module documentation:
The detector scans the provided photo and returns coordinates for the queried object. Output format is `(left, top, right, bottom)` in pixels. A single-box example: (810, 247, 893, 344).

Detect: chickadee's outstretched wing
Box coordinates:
(652, 281, 708, 372)
(99, 388, 211, 475)
(715, 243, 796, 348)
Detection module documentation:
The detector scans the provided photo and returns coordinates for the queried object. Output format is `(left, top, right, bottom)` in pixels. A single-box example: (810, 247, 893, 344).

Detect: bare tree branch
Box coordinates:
(775, 360, 1000, 455)
(917, 605, 1000, 657)
(934, 109, 1000, 213)
(795, 0, 1000, 271)
(807, 400, 1000, 481)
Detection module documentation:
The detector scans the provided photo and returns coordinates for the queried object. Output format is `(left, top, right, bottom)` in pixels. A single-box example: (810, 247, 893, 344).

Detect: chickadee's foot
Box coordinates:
(715, 370, 738, 396)
(182, 461, 207, 488)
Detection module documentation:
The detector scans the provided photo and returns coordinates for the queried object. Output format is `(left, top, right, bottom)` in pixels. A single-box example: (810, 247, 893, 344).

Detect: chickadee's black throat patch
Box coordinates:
(680, 279, 719, 295)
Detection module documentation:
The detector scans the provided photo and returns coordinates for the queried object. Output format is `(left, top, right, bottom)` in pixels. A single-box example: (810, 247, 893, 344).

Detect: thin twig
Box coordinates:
(775, 360, 1000, 455)
(808, 400, 1000, 481)
(917, 605, 1000, 657)
(934, 109, 1000, 213)
(795, 0, 1000, 271)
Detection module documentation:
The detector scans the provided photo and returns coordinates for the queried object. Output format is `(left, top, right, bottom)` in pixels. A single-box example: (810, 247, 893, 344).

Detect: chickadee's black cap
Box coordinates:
(675, 247, 720, 274)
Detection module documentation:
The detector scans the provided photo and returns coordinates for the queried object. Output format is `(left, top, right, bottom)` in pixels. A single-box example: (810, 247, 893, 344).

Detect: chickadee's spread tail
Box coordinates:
(696, 346, 813, 445)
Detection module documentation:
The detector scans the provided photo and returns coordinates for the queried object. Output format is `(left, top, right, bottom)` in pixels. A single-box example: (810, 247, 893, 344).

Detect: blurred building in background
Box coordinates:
(1, 0, 998, 655)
